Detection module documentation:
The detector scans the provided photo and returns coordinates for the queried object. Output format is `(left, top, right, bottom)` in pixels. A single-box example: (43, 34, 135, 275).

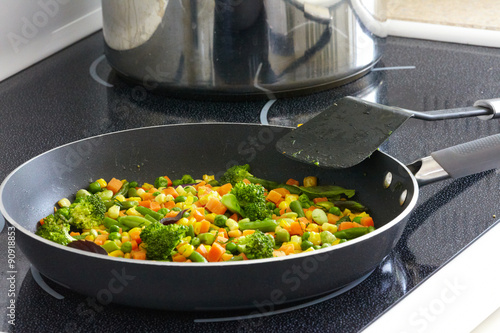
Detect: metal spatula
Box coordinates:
(276, 96, 500, 168)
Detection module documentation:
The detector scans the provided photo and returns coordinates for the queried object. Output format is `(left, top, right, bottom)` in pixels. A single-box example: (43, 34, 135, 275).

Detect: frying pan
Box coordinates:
(1, 123, 499, 311)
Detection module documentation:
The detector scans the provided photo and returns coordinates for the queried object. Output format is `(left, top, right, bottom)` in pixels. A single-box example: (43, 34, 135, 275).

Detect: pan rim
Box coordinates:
(0, 122, 420, 267)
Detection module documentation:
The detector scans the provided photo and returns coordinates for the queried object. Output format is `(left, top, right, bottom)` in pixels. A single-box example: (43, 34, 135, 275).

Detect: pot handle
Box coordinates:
(410, 134, 500, 185)
(284, 0, 333, 24)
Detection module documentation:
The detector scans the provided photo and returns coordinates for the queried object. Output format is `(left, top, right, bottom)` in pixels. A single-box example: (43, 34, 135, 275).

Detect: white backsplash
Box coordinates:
(0, 0, 102, 82)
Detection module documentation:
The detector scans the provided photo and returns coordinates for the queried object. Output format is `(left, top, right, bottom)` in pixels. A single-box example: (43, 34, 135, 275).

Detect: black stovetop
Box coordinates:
(0, 31, 499, 333)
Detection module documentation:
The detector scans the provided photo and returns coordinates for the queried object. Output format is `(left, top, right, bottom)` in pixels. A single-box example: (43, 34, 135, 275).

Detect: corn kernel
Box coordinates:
(321, 222, 338, 233)
(108, 205, 120, 219)
(203, 245, 211, 252)
(221, 253, 233, 261)
(128, 197, 141, 202)
(182, 236, 192, 243)
(115, 195, 126, 202)
(85, 235, 95, 241)
(279, 218, 293, 229)
(124, 253, 132, 259)
(331, 239, 341, 246)
(109, 250, 124, 257)
(228, 229, 242, 238)
(142, 183, 154, 190)
(290, 235, 302, 245)
(57, 198, 71, 208)
(178, 217, 189, 226)
(155, 193, 167, 204)
(205, 213, 216, 223)
(176, 185, 187, 196)
(96, 178, 107, 188)
(165, 194, 174, 202)
(136, 188, 146, 196)
(278, 201, 289, 210)
(226, 218, 239, 231)
(194, 222, 202, 235)
(285, 194, 299, 204)
(309, 231, 321, 245)
(203, 174, 215, 182)
(289, 241, 301, 250)
(185, 196, 194, 205)
(178, 244, 195, 257)
(126, 207, 141, 216)
(303, 247, 315, 252)
(305, 210, 313, 220)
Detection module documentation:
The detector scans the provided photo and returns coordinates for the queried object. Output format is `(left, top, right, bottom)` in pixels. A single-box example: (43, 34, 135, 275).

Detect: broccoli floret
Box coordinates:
(36, 214, 75, 245)
(219, 164, 299, 194)
(220, 181, 272, 221)
(236, 230, 275, 259)
(68, 194, 106, 230)
(140, 222, 189, 261)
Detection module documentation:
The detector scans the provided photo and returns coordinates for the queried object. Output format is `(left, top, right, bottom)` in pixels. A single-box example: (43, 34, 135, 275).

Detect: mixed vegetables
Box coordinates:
(36, 164, 375, 262)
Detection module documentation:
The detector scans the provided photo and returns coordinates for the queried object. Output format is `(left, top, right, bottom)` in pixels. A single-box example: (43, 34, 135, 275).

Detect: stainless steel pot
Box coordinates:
(101, 0, 387, 98)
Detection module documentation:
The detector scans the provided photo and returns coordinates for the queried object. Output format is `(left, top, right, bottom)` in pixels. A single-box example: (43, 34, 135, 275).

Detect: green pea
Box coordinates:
(329, 206, 342, 216)
(175, 195, 187, 203)
(301, 240, 314, 251)
(275, 229, 291, 244)
(129, 181, 138, 188)
(121, 241, 132, 253)
(353, 216, 362, 223)
(172, 179, 183, 186)
(226, 242, 238, 254)
(266, 202, 276, 210)
(171, 207, 182, 212)
(198, 233, 215, 245)
(302, 231, 311, 241)
(157, 208, 170, 216)
(108, 232, 121, 241)
(88, 181, 101, 194)
(214, 214, 228, 228)
(190, 237, 201, 247)
(109, 225, 120, 233)
(128, 187, 139, 198)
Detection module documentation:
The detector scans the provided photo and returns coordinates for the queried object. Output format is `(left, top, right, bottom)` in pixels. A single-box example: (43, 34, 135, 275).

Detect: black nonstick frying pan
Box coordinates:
(1, 123, 499, 311)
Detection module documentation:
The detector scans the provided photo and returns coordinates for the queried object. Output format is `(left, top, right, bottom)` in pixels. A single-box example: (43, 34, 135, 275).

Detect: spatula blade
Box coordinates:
(276, 96, 411, 168)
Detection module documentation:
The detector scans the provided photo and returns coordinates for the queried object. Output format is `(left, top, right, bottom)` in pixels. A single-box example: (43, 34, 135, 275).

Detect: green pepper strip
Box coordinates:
(289, 200, 305, 217)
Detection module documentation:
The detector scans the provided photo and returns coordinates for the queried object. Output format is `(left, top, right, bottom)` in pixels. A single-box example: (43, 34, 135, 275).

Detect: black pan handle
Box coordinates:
(409, 134, 500, 185)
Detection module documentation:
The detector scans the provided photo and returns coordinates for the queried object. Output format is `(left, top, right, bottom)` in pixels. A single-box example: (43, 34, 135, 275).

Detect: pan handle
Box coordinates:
(409, 134, 500, 185)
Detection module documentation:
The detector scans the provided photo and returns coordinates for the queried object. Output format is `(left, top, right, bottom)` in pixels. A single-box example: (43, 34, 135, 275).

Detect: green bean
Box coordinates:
(135, 205, 164, 221)
(103, 217, 130, 231)
(333, 227, 370, 240)
(113, 181, 129, 198)
(188, 251, 208, 263)
(143, 214, 158, 224)
(238, 218, 278, 232)
(120, 200, 138, 209)
(118, 215, 151, 228)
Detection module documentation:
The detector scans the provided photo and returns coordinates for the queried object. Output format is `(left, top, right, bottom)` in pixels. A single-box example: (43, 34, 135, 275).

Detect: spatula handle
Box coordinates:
(430, 134, 500, 179)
